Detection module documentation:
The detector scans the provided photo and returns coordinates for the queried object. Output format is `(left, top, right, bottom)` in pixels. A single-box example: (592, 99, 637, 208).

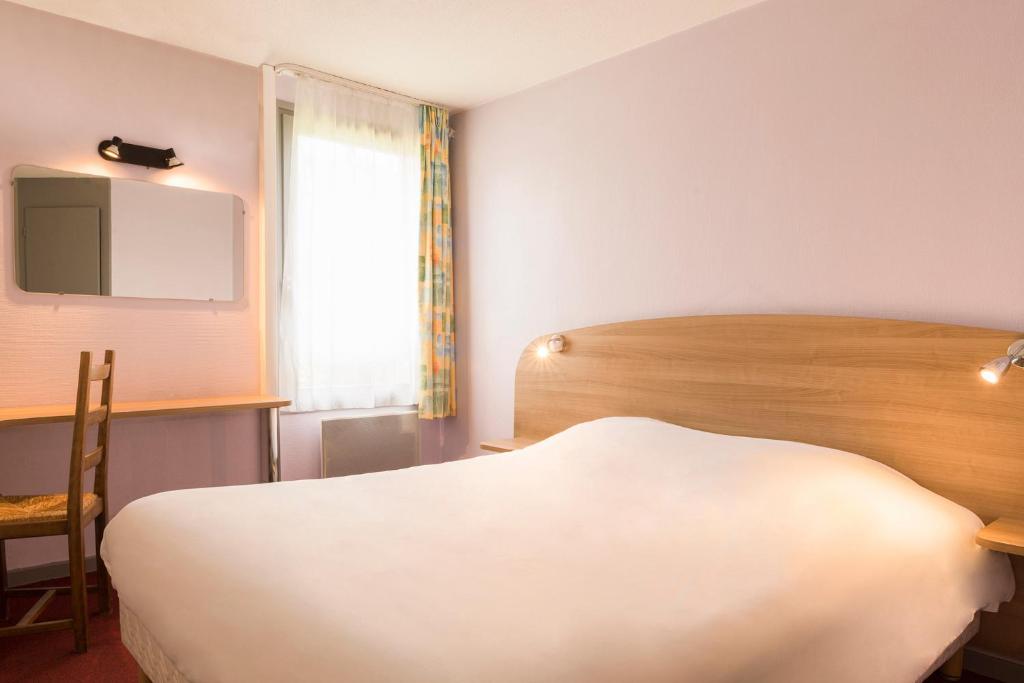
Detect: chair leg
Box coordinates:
(95, 515, 111, 614)
(0, 539, 8, 622)
(67, 528, 88, 653)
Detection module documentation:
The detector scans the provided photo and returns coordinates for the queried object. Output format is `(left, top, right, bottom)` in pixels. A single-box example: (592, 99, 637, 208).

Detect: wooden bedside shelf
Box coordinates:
(480, 437, 538, 453)
(976, 518, 1024, 557)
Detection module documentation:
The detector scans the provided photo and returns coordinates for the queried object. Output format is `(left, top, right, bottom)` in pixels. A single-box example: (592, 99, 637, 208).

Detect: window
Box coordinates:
(278, 78, 420, 412)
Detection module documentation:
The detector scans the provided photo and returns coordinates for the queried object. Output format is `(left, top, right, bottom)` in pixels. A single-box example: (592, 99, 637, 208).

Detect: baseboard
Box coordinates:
(7, 556, 98, 588)
(967, 647, 1024, 683)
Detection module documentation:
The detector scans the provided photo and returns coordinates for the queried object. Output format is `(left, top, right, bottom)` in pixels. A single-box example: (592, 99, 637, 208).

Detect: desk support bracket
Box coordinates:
(266, 407, 281, 483)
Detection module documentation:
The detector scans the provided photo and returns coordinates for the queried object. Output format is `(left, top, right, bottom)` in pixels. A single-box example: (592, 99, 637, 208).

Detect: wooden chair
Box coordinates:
(0, 350, 115, 652)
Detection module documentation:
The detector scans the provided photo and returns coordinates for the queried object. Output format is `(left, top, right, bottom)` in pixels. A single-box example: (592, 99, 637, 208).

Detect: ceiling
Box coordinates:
(9, 0, 765, 110)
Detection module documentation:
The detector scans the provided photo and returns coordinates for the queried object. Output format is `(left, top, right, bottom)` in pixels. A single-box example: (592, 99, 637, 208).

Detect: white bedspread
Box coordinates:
(101, 418, 1014, 683)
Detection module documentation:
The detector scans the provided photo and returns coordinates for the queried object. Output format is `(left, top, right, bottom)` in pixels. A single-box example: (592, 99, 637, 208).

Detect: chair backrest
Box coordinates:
(67, 350, 114, 528)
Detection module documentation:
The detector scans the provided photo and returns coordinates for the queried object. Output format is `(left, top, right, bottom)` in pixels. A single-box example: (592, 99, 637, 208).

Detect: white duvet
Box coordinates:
(102, 418, 1014, 683)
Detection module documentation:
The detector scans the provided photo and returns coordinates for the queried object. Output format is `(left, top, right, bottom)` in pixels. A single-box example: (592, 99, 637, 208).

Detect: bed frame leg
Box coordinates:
(138, 665, 153, 683)
(939, 647, 964, 681)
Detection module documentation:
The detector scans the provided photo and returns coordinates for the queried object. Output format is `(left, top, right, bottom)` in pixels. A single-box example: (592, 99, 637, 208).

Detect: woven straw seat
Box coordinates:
(0, 493, 100, 526)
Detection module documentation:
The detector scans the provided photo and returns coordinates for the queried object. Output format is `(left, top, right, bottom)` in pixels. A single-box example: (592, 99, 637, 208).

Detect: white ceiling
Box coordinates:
(10, 0, 765, 110)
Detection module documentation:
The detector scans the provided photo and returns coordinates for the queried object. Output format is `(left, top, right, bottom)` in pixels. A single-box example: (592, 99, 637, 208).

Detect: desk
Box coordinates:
(0, 395, 291, 482)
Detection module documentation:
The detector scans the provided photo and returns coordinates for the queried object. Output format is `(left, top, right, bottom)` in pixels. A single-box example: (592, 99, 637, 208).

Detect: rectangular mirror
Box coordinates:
(12, 165, 244, 301)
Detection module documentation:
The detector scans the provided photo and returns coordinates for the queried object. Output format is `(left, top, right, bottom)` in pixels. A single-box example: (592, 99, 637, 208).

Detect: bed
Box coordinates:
(102, 315, 1024, 681)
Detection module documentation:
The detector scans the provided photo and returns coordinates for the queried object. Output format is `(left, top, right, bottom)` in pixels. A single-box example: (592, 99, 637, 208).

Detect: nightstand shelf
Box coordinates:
(976, 518, 1024, 556)
(480, 437, 538, 453)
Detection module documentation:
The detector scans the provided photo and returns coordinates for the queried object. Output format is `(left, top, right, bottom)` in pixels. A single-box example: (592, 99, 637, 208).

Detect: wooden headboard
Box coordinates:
(514, 315, 1024, 523)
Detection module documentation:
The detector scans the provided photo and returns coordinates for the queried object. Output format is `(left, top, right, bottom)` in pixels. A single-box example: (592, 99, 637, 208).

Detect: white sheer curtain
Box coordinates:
(280, 76, 420, 412)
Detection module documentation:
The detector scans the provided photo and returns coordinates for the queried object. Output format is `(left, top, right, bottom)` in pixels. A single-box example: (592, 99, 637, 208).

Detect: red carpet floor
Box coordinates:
(0, 572, 136, 682)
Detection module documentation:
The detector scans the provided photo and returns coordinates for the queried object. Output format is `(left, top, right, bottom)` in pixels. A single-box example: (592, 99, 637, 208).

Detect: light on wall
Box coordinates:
(979, 340, 1024, 384)
(536, 334, 566, 359)
(99, 136, 122, 160)
(98, 136, 184, 170)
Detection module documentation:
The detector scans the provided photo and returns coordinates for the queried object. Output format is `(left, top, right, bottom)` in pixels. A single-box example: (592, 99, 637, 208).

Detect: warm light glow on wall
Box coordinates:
(58, 161, 217, 194)
(66, 162, 110, 177)
(158, 172, 213, 191)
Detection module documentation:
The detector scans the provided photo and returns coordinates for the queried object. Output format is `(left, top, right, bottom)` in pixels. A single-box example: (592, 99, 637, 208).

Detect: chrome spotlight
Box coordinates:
(979, 340, 1024, 384)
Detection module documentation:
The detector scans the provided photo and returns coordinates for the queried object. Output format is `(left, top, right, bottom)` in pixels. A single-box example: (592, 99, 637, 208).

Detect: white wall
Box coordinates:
(447, 0, 1024, 461)
(0, 0, 261, 570)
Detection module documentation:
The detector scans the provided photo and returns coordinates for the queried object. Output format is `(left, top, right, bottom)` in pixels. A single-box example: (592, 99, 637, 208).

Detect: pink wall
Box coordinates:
(0, 1, 262, 570)
(448, 0, 1024, 460)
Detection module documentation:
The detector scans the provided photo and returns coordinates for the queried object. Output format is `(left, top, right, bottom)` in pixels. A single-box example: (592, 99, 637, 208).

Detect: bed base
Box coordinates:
(120, 601, 190, 683)
(939, 647, 965, 681)
(128, 645, 968, 683)
(122, 596, 972, 683)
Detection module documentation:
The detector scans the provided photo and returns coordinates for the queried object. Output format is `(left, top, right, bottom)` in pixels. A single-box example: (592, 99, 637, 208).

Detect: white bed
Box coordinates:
(101, 418, 1014, 682)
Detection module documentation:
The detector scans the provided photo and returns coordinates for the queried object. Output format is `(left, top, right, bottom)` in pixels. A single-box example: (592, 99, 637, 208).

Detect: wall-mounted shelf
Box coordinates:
(977, 518, 1024, 557)
(480, 437, 538, 453)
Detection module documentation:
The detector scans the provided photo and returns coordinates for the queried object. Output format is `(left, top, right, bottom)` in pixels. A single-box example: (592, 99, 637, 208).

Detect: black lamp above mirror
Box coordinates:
(98, 136, 183, 170)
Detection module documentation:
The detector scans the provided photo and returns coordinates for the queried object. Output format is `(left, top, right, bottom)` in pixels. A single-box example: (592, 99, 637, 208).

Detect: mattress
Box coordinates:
(102, 417, 1015, 682)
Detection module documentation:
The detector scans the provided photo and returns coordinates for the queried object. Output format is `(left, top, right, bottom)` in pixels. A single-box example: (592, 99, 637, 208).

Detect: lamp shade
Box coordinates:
(980, 355, 1012, 384)
(99, 136, 122, 160)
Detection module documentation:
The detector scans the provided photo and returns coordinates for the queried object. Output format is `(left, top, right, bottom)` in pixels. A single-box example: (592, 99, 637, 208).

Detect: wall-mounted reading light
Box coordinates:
(536, 334, 566, 359)
(98, 136, 184, 170)
(100, 136, 122, 160)
(979, 340, 1024, 384)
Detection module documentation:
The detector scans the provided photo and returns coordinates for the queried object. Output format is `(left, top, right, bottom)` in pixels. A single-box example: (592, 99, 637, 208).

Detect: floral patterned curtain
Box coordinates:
(418, 106, 456, 418)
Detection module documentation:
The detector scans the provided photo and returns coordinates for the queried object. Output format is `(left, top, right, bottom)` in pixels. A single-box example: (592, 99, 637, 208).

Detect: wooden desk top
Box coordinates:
(0, 395, 290, 428)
